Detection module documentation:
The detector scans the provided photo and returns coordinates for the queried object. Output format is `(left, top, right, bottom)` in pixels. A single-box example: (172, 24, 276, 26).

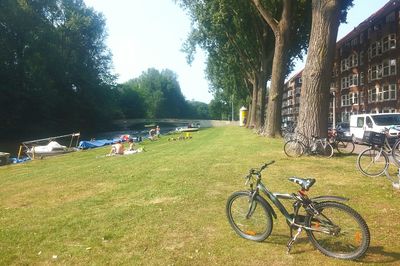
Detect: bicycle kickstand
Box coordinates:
(286, 227, 303, 254)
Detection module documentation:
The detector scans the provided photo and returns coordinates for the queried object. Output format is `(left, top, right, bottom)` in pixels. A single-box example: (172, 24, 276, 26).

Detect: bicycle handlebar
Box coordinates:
(245, 160, 275, 179)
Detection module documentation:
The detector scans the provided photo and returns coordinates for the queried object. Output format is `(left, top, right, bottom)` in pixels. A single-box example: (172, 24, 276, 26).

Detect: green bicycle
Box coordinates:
(226, 161, 370, 260)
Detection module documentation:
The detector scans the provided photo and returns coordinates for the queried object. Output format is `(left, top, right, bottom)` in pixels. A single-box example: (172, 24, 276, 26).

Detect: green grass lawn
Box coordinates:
(1, 127, 399, 265)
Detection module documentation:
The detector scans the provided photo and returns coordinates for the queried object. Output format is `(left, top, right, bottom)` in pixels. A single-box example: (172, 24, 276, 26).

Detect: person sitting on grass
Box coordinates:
(127, 138, 136, 151)
(109, 140, 124, 155)
(149, 128, 156, 140)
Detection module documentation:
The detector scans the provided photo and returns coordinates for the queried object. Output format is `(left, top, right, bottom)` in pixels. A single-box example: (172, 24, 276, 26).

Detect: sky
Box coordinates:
(84, 0, 390, 104)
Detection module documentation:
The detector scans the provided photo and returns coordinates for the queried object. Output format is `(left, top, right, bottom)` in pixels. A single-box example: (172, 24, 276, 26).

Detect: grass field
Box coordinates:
(0, 126, 399, 265)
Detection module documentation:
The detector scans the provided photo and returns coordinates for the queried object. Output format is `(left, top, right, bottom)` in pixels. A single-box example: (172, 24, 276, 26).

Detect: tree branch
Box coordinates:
(250, 0, 278, 34)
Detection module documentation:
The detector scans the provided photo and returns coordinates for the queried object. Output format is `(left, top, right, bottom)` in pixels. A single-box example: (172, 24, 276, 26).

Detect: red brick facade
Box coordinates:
(282, 0, 400, 126)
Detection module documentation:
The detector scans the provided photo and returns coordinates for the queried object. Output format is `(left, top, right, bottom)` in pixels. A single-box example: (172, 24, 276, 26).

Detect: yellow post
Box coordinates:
(17, 145, 23, 160)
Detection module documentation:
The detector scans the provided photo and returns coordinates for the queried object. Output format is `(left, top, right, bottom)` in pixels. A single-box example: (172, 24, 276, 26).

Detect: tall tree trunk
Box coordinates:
(248, 79, 259, 128)
(256, 72, 266, 129)
(297, 0, 341, 138)
(265, 31, 289, 137)
(251, 0, 292, 137)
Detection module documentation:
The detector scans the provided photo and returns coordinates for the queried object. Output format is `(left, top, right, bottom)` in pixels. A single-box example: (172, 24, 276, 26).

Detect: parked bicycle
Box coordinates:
(226, 161, 370, 260)
(329, 130, 355, 155)
(356, 129, 400, 177)
(284, 132, 334, 158)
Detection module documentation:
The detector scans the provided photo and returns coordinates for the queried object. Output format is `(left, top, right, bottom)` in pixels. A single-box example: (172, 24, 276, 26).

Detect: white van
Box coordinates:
(349, 113, 400, 142)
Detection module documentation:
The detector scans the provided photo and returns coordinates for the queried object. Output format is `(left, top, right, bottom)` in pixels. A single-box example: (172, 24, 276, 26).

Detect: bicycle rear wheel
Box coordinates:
(336, 141, 355, 155)
(305, 201, 370, 260)
(315, 142, 334, 158)
(356, 147, 388, 177)
(284, 140, 305, 157)
(226, 191, 273, 242)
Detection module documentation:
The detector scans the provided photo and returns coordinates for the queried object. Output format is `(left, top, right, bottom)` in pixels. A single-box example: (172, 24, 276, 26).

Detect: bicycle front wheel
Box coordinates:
(336, 141, 355, 155)
(284, 140, 305, 157)
(226, 191, 273, 242)
(315, 142, 334, 158)
(356, 147, 389, 177)
(305, 201, 370, 260)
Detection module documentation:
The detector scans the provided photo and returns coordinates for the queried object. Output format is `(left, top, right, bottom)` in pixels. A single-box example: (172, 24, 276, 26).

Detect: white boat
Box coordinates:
(26, 141, 76, 158)
(176, 126, 200, 132)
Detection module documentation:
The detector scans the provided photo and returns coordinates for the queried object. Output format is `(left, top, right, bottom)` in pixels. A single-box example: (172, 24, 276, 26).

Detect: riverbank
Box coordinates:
(0, 127, 399, 265)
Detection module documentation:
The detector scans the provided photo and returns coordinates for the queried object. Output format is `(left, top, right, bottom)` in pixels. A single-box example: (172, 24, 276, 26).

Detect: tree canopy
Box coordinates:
(0, 1, 212, 139)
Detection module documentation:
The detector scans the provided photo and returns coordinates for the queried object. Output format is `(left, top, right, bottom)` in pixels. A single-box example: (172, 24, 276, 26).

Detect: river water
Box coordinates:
(0, 122, 186, 157)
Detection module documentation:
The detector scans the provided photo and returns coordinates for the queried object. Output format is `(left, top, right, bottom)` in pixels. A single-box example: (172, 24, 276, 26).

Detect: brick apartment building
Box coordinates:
(282, 0, 400, 127)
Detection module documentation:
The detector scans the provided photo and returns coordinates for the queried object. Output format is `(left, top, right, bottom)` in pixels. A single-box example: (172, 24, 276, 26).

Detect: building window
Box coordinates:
(360, 51, 364, 66)
(360, 72, 364, 85)
(349, 53, 358, 67)
(352, 92, 359, 105)
(341, 59, 349, 72)
(341, 94, 351, 106)
(368, 87, 377, 102)
(349, 74, 358, 87)
(341, 77, 348, 90)
(369, 64, 383, 81)
(382, 59, 397, 76)
(383, 34, 397, 52)
(382, 84, 397, 100)
(390, 34, 396, 49)
(368, 84, 397, 102)
(360, 91, 364, 105)
(351, 38, 358, 46)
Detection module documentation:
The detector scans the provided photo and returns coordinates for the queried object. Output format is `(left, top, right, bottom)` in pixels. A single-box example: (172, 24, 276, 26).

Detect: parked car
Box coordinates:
(349, 113, 400, 143)
(336, 122, 352, 141)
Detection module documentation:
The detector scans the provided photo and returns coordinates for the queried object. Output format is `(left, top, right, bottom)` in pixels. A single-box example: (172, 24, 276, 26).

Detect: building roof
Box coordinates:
(336, 0, 399, 46)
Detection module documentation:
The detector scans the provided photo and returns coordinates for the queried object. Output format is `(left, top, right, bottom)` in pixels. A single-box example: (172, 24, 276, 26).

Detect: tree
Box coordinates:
(177, 0, 275, 129)
(296, 0, 353, 138)
(250, 0, 311, 137)
(0, 0, 117, 137)
(124, 68, 189, 119)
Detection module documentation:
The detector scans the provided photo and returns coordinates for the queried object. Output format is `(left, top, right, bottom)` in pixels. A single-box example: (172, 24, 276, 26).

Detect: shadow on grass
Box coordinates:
(260, 234, 312, 255)
(359, 246, 400, 264)
(261, 235, 400, 263)
(332, 152, 358, 158)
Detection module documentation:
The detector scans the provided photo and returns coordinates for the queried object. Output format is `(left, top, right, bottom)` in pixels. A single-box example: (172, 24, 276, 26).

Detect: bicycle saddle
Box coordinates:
(288, 177, 316, 191)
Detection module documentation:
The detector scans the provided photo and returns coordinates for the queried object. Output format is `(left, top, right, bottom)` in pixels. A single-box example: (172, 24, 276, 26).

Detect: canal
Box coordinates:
(0, 122, 188, 157)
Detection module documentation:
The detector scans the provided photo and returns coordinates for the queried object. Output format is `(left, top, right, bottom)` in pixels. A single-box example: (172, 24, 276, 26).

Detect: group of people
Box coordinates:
(149, 125, 160, 141)
(108, 125, 161, 156)
(109, 138, 144, 156)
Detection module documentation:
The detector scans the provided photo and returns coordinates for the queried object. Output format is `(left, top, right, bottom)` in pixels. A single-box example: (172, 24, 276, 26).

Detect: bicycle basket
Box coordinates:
(363, 131, 385, 146)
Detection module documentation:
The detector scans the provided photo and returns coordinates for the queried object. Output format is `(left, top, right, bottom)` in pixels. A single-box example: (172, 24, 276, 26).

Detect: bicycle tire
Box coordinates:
(356, 147, 389, 177)
(226, 191, 273, 242)
(336, 141, 355, 155)
(391, 138, 400, 167)
(315, 141, 334, 158)
(305, 201, 370, 260)
(284, 140, 305, 157)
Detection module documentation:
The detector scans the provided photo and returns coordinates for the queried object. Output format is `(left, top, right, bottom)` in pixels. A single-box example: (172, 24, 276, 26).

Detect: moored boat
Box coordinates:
(26, 141, 76, 158)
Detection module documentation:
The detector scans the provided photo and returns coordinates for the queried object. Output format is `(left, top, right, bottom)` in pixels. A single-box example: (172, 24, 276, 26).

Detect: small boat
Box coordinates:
(26, 141, 76, 158)
(176, 127, 199, 132)
(20, 132, 80, 160)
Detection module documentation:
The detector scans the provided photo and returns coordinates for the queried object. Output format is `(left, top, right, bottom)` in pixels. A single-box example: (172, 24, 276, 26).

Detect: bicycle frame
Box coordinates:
(250, 173, 348, 232)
